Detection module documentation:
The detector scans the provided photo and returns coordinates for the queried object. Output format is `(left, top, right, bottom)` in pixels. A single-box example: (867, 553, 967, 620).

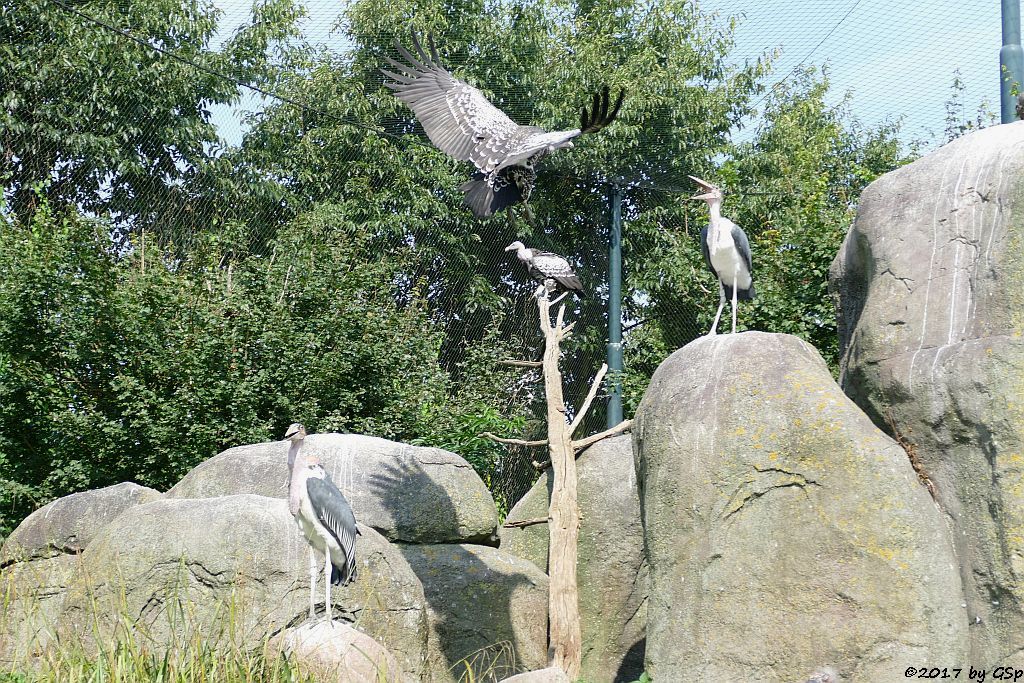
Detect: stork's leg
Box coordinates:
(709, 283, 726, 336)
(323, 547, 333, 624)
(308, 546, 317, 620)
(731, 272, 739, 334)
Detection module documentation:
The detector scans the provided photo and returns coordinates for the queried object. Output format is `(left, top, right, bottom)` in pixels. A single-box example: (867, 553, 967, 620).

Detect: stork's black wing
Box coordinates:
(727, 220, 753, 276)
(306, 476, 358, 585)
(699, 225, 715, 277)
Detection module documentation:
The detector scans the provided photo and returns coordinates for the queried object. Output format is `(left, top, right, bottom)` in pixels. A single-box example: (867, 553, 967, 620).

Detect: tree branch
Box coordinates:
(532, 419, 634, 472)
(480, 432, 548, 447)
(502, 517, 549, 529)
(569, 363, 608, 435)
(571, 419, 633, 452)
(499, 359, 543, 368)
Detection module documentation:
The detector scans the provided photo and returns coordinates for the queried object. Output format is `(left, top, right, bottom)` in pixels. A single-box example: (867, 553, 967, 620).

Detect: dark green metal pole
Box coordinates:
(1002, 0, 1023, 122)
(607, 183, 623, 427)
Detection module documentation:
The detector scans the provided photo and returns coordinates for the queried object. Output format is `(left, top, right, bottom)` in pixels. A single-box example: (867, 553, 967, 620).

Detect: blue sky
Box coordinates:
(209, 0, 1005, 150)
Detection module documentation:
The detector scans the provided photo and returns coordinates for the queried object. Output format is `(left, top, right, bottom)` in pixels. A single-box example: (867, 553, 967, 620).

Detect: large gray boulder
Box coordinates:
(59, 495, 429, 680)
(501, 435, 646, 683)
(398, 543, 548, 682)
(0, 481, 161, 665)
(0, 555, 79, 665)
(500, 668, 570, 683)
(830, 122, 1024, 667)
(633, 332, 966, 681)
(166, 434, 498, 544)
(268, 621, 404, 683)
(0, 482, 161, 564)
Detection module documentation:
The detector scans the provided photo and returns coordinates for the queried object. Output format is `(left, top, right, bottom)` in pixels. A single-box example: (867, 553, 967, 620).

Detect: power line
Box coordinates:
(748, 0, 865, 112)
(46, 0, 432, 150)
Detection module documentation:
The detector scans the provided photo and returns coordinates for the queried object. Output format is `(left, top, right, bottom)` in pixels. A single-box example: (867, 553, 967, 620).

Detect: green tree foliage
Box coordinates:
(0, 203, 523, 534)
(0, 0, 302, 240)
(0, 0, 912, 533)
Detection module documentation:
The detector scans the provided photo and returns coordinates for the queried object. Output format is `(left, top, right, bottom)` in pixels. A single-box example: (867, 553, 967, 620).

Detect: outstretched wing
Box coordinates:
(578, 86, 626, 135)
(382, 32, 620, 176)
(381, 31, 532, 174)
(306, 476, 358, 584)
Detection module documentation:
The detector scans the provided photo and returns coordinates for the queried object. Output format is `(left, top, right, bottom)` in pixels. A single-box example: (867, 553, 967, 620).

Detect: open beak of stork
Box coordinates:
(687, 175, 720, 201)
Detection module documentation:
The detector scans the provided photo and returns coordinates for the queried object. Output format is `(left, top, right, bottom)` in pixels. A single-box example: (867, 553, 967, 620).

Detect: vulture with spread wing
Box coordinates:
(381, 31, 624, 219)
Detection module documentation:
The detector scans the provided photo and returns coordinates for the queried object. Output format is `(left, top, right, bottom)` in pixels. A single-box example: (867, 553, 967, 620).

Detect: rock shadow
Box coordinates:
(368, 453, 541, 679)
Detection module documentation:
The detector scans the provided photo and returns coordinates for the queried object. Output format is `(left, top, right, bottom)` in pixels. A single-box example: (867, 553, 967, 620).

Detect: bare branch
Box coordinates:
(550, 291, 569, 307)
(532, 419, 635, 473)
(277, 264, 293, 305)
(480, 432, 548, 447)
(570, 363, 608, 435)
(503, 517, 549, 529)
(555, 303, 566, 330)
(499, 359, 543, 368)
(558, 321, 576, 339)
(571, 419, 633, 452)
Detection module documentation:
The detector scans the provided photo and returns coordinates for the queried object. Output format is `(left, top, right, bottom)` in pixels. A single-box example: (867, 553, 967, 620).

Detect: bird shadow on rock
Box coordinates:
(368, 457, 538, 679)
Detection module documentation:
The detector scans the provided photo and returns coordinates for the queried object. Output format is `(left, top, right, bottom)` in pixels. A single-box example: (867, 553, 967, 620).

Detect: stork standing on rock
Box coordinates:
(285, 423, 359, 623)
(505, 240, 584, 299)
(689, 175, 755, 335)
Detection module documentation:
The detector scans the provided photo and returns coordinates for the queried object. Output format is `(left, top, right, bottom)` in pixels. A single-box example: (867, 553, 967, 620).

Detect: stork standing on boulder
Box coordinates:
(689, 175, 755, 335)
(285, 423, 359, 623)
(505, 240, 584, 299)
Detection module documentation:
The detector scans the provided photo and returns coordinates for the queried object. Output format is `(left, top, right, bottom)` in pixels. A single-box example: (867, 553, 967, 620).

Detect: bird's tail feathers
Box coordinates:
(459, 172, 523, 218)
(723, 282, 755, 301)
(330, 558, 357, 586)
(557, 276, 586, 298)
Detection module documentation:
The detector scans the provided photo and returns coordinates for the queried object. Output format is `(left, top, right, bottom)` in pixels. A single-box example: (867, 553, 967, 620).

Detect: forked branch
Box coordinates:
(569, 363, 608, 435)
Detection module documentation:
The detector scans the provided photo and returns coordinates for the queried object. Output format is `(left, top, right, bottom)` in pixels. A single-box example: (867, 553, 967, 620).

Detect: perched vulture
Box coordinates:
(381, 30, 624, 219)
(505, 240, 584, 297)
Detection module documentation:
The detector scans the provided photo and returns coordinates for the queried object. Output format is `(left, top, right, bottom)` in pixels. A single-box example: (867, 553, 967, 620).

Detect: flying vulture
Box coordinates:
(381, 31, 624, 219)
(505, 241, 584, 298)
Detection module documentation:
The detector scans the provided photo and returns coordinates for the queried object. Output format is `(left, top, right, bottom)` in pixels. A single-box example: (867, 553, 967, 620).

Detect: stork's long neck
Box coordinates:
(707, 201, 731, 247)
(287, 441, 303, 517)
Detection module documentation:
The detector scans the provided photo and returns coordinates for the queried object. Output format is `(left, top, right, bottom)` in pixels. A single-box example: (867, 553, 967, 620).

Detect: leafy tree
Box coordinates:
(0, 202, 522, 535)
(0, 0, 302, 241)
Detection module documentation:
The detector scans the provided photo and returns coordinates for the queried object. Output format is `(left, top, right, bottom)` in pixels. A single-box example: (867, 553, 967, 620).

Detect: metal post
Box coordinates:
(606, 183, 624, 427)
(1002, 0, 1023, 122)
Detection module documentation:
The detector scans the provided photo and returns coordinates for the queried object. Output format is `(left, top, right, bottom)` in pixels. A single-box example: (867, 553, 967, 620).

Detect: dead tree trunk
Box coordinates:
(537, 294, 582, 678)
(485, 292, 634, 679)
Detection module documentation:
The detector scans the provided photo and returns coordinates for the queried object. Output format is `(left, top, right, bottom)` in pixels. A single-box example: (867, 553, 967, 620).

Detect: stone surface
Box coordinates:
(0, 555, 79, 665)
(499, 668, 570, 683)
(830, 122, 1024, 667)
(269, 621, 403, 682)
(501, 435, 646, 683)
(633, 332, 966, 681)
(59, 494, 429, 679)
(398, 543, 548, 682)
(166, 433, 498, 544)
(0, 482, 161, 565)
